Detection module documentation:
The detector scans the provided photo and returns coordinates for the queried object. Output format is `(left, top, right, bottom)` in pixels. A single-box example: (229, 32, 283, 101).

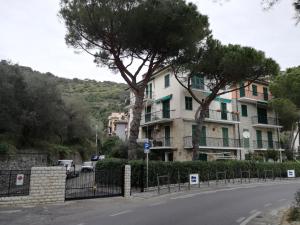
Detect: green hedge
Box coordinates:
(96, 159, 300, 188)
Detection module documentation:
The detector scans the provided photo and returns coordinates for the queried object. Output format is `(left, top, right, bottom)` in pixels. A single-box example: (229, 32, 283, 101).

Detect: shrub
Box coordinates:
(97, 160, 300, 189)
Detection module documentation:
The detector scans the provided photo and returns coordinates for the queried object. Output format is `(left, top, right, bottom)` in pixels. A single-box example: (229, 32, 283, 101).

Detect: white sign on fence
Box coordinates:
(16, 174, 24, 186)
(189, 174, 199, 185)
(287, 170, 296, 178)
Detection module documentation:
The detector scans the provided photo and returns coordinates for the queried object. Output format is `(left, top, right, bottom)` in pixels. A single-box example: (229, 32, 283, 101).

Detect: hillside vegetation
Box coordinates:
(0, 60, 129, 160)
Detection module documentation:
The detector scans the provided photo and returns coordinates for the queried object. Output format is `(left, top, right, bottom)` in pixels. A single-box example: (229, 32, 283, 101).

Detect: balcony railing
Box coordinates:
(239, 90, 272, 102)
(204, 109, 239, 122)
(142, 110, 175, 124)
(150, 137, 173, 148)
(251, 116, 280, 126)
(183, 136, 241, 148)
(253, 140, 280, 149)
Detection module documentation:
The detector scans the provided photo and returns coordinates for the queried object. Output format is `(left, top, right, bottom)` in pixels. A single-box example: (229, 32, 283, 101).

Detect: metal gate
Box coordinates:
(65, 168, 124, 200)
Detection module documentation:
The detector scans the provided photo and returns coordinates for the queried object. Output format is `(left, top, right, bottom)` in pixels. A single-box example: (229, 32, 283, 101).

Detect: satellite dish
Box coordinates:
(243, 131, 250, 138)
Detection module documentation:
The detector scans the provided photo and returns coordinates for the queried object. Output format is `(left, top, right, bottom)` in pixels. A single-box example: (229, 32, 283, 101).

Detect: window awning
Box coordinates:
(155, 94, 172, 103)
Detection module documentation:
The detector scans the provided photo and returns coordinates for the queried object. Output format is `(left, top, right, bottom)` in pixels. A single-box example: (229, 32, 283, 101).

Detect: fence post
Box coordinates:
(7, 170, 12, 197)
(140, 164, 144, 192)
(177, 170, 181, 191)
(124, 165, 131, 198)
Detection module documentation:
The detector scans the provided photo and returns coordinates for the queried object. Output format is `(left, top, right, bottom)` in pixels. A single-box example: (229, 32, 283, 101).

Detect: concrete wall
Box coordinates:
(0, 167, 66, 207)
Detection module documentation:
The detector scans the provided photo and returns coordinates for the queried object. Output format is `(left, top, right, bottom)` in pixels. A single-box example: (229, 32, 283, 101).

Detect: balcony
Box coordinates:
(150, 137, 174, 149)
(238, 90, 272, 103)
(183, 136, 241, 149)
(252, 140, 281, 150)
(141, 110, 175, 126)
(204, 109, 239, 125)
(144, 91, 155, 102)
(251, 116, 282, 128)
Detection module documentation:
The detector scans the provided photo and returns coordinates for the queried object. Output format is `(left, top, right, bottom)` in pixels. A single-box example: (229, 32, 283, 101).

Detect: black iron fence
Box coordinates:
(132, 165, 293, 194)
(65, 168, 124, 200)
(0, 170, 31, 197)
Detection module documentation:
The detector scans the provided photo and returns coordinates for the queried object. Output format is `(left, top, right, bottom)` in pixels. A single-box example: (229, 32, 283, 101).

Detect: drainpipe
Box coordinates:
(235, 97, 242, 160)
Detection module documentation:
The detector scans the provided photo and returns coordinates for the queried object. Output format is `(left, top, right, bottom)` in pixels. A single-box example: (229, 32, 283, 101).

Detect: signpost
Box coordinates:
(144, 140, 151, 189)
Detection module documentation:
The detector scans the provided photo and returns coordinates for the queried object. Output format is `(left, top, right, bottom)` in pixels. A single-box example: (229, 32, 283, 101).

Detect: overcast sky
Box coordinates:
(0, 0, 299, 83)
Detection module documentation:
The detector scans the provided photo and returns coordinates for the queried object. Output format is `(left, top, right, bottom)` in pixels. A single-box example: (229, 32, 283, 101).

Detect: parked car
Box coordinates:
(81, 161, 94, 172)
(57, 160, 79, 178)
(91, 155, 105, 161)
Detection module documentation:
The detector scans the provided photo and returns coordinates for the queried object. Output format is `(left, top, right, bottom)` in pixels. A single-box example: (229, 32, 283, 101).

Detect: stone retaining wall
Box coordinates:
(0, 167, 66, 207)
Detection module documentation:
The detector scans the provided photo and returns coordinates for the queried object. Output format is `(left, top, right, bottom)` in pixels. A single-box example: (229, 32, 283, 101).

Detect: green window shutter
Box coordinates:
(222, 127, 229, 147)
(267, 131, 273, 149)
(164, 74, 170, 88)
(191, 74, 204, 90)
(221, 103, 227, 120)
(239, 82, 245, 97)
(241, 105, 248, 117)
(149, 83, 152, 99)
(200, 126, 206, 146)
(185, 97, 193, 110)
(256, 130, 262, 148)
(145, 106, 151, 122)
(252, 85, 257, 96)
(263, 87, 268, 101)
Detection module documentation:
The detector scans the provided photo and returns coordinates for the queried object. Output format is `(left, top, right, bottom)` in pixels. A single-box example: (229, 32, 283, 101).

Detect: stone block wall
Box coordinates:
(0, 167, 66, 207)
(124, 165, 131, 198)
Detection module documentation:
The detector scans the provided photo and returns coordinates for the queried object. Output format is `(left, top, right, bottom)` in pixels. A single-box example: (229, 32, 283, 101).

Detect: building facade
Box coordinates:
(107, 112, 128, 141)
(127, 68, 282, 162)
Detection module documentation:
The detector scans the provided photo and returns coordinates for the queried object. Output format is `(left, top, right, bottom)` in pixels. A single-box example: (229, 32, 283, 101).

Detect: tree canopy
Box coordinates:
(59, 0, 211, 159)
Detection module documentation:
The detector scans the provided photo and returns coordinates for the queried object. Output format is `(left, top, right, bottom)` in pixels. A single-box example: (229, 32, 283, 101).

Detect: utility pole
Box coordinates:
(95, 124, 98, 155)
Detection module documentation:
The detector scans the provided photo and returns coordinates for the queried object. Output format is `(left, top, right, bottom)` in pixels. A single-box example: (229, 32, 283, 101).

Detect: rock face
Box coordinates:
(0, 151, 48, 170)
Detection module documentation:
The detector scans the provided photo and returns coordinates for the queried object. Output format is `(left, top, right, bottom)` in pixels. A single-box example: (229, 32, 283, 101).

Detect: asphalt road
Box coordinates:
(1, 180, 300, 225)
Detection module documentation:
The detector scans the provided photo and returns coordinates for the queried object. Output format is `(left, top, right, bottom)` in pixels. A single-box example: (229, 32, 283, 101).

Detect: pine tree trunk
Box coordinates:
(192, 105, 208, 160)
(128, 91, 145, 160)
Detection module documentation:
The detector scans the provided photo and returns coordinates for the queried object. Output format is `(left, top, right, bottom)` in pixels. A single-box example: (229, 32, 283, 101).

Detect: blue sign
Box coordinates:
(144, 142, 150, 153)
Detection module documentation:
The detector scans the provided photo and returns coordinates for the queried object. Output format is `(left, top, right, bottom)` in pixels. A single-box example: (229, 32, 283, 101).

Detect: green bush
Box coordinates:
(97, 159, 300, 188)
(0, 143, 9, 155)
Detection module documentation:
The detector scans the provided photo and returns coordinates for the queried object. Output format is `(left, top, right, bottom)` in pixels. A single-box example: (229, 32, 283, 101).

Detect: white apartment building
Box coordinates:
(127, 67, 282, 162)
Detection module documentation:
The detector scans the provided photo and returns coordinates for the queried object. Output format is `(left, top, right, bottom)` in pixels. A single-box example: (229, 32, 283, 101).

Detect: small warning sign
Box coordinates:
(16, 174, 24, 186)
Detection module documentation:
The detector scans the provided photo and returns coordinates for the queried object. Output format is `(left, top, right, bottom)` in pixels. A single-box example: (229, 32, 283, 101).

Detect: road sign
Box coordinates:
(144, 142, 150, 154)
(287, 170, 295, 178)
(189, 174, 199, 185)
(16, 174, 24, 186)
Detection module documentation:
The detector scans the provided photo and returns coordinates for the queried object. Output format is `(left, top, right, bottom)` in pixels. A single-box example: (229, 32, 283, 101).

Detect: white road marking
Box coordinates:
(110, 210, 132, 217)
(239, 211, 261, 225)
(236, 217, 245, 223)
(249, 209, 257, 214)
(278, 198, 287, 202)
(264, 203, 272, 207)
(0, 210, 22, 214)
(270, 209, 279, 216)
(149, 201, 166, 206)
(77, 223, 85, 225)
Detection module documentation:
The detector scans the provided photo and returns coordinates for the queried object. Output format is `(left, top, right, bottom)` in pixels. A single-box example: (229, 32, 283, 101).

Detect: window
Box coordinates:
(145, 83, 152, 98)
(243, 129, 250, 148)
(222, 127, 229, 147)
(267, 131, 273, 149)
(164, 74, 170, 88)
(241, 105, 248, 117)
(256, 130, 262, 148)
(145, 106, 151, 122)
(221, 102, 227, 120)
(252, 85, 257, 96)
(239, 82, 245, 97)
(185, 97, 193, 110)
(191, 74, 204, 90)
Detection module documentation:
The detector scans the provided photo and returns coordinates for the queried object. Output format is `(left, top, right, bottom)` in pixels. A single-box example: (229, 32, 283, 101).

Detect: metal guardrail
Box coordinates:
(239, 90, 272, 101)
(252, 140, 281, 149)
(142, 110, 175, 124)
(183, 136, 241, 148)
(150, 137, 173, 147)
(0, 170, 31, 197)
(251, 116, 279, 126)
(204, 109, 239, 122)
